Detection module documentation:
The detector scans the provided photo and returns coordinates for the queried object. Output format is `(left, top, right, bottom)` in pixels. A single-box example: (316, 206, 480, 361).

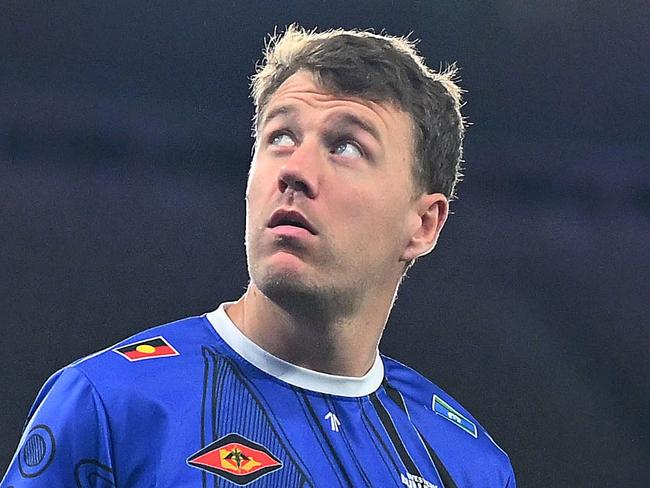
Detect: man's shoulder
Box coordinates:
(381, 355, 514, 478)
(67, 314, 215, 388)
(382, 355, 477, 421)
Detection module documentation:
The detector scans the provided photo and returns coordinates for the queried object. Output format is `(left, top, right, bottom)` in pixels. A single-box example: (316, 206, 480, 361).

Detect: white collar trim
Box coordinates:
(205, 303, 384, 397)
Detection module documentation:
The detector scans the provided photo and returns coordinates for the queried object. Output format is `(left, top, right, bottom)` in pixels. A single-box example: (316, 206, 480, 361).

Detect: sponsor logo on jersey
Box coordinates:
(401, 472, 439, 488)
(432, 395, 478, 438)
(187, 433, 283, 485)
(113, 336, 179, 361)
(324, 412, 341, 432)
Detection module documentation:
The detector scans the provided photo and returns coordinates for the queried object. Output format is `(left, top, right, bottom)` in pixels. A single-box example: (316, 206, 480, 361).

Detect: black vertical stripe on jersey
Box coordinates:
(383, 380, 407, 412)
(360, 401, 404, 475)
(298, 391, 356, 487)
(200, 347, 215, 488)
(293, 392, 347, 487)
(369, 392, 421, 477)
(323, 397, 373, 487)
(383, 380, 459, 488)
(420, 436, 459, 488)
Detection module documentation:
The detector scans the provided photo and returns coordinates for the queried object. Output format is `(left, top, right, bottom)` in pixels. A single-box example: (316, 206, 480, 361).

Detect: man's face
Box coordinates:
(245, 71, 430, 313)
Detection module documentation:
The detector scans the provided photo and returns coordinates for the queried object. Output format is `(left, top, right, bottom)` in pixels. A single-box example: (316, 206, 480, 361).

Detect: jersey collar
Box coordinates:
(205, 302, 384, 397)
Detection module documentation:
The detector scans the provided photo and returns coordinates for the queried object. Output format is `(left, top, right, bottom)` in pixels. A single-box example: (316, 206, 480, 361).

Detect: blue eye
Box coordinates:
(332, 141, 363, 158)
(270, 133, 295, 147)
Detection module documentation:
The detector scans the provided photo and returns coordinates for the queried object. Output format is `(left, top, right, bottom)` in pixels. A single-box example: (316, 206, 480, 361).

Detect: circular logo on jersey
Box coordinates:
(18, 424, 56, 478)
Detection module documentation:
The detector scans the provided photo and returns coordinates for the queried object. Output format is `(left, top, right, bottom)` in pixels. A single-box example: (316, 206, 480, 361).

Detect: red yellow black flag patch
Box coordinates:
(187, 433, 283, 485)
(113, 336, 179, 362)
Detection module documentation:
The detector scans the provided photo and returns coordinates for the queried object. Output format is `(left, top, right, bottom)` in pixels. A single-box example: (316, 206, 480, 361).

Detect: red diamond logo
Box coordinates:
(187, 433, 282, 485)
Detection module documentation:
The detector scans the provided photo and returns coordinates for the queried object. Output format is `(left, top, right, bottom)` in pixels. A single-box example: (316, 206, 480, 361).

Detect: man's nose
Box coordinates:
(277, 141, 320, 199)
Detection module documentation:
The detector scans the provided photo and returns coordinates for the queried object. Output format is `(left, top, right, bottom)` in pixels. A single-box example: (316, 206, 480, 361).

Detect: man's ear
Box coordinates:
(401, 193, 449, 262)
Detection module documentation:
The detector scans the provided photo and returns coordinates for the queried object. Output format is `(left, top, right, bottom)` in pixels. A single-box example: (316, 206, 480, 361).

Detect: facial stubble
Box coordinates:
(245, 224, 365, 324)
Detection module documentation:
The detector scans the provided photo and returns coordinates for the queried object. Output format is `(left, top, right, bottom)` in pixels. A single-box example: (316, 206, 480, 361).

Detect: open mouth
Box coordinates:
(268, 209, 317, 235)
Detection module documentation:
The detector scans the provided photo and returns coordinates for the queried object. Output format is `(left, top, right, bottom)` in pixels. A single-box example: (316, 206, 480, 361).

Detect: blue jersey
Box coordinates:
(2, 304, 515, 487)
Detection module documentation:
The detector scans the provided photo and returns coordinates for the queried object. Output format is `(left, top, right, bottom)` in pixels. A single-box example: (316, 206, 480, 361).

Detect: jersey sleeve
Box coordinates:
(1, 366, 116, 487)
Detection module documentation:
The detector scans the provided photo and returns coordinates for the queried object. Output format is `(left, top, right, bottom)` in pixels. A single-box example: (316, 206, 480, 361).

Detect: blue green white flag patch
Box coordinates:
(432, 395, 478, 438)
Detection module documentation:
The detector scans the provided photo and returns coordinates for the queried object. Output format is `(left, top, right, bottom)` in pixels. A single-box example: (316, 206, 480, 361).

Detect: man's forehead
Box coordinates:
(258, 71, 411, 133)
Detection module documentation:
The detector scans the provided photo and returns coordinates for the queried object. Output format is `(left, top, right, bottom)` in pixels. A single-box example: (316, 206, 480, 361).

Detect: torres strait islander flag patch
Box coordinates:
(113, 336, 179, 361)
(432, 394, 478, 438)
(187, 433, 283, 485)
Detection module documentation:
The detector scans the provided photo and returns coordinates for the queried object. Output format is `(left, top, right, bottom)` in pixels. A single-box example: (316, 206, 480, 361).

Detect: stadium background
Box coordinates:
(1, 1, 648, 486)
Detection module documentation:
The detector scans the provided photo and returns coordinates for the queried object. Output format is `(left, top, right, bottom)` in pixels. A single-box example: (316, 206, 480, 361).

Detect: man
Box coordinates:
(2, 26, 515, 487)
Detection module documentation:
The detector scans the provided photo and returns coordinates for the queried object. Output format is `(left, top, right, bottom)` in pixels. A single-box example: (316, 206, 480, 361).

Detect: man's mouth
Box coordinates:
(268, 209, 318, 235)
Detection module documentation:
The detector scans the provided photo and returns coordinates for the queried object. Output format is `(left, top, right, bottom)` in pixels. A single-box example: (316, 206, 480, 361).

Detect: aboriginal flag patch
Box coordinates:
(113, 336, 179, 362)
(187, 433, 283, 485)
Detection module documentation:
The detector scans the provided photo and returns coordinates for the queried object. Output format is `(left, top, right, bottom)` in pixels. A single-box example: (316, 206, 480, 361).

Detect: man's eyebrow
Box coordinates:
(330, 113, 381, 141)
(261, 105, 297, 127)
(261, 105, 382, 142)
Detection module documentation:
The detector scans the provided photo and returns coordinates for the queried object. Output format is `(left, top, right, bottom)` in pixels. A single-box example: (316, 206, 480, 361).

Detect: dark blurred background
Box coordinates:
(1, 1, 648, 486)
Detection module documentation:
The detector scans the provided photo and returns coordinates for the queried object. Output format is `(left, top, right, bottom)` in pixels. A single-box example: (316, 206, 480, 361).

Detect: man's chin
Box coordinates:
(254, 269, 323, 313)
(255, 251, 312, 282)
(251, 265, 361, 322)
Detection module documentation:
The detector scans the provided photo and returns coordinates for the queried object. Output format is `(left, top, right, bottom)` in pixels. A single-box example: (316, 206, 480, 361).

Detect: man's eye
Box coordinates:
(331, 141, 363, 158)
(270, 133, 295, 147)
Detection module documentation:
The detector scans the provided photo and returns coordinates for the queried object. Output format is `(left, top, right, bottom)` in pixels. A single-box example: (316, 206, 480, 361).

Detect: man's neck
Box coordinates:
(225, 284, 393, 377)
